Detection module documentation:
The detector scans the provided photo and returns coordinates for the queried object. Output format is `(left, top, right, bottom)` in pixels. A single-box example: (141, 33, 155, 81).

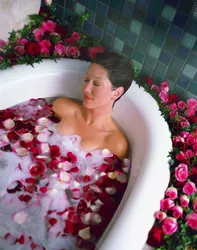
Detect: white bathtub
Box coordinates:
(0, 58, 172, 250)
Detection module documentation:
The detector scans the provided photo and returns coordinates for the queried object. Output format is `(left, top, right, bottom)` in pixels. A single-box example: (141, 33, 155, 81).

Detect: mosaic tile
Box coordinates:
(128, 0, 136, 3)
(184, 90, 197, 101)
(186, 19, 197, 37)
(148, 44, 161, 59)
(194, 71, 197, 81)
(133, 49, 145, 64)
(178, 0, 193, 15)
(87, 0, 97, 11)
(83, 21, 93, 34)
(156, 18, 170, 34)
(167, 80, 175, 90)
(75, 3, 85, 15)
(154, 62, 167, 76)
(149, 0, 164, 17)
(122, 43, 134, 58)
(169, 25, 183, 41)
(188, 81, 197, 95)
(56, 5, 65, 21)
(159, 51, 172, 65)
(175, 45, 190, 60)
(132, 60, 142, 71)
(141, 25, 154, 42)
(115, 25, 128, 40)
(173, 11, 188, 29)
(96, 2, 107, 17)
(165, 69, 178, 82)
(153, 73, 164, 84)
(193, 41, 197, 53)
(181, 32, 197, 49)
(177, 74, 191, 89)
(136, 0, 149, 8)
(110, 0, 122, 11)
(144, 56, 156, 69)
(136, 38, 149, 53)
(78, 0, 87, 5)
(92, 26, 103, 39)
(164, 0, 179, 8)
(118, 15, 130, 29)
(145, 13, 158, 28)
(57, 0, 65, 7)
(182, 64, 197, 79)
(66, 0, 73, 10)
(100, 0, 109, 4)
(107, 8, 119, 23)
(161, 5, 176, 22)
(105, 20, 116, 35)
(95, 14, 105, 29)
(152, 31, 165, 47)
(141, 66, 152, 76)
(102, 33, 113, 46)
(133, 8, 147, 22)
(121, 1, 133, 17)
(86, 9, 95, 22)
(173, 85, 186, 99)
(130, 20, 142, 35)
(113, 37, 124, 52)
(170, 56, 185, 73)
(125, 31, 138, 46)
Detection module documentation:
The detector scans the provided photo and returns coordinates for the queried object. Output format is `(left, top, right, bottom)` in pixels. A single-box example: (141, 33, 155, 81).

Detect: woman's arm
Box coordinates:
(52, 97, 77, 119)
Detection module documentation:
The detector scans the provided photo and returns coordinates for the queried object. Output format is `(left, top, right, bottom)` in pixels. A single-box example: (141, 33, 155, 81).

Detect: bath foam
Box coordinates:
(0, 99, 131, 250)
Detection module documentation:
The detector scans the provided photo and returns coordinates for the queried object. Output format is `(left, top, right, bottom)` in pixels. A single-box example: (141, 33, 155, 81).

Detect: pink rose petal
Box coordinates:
(12, 210, 28, 224)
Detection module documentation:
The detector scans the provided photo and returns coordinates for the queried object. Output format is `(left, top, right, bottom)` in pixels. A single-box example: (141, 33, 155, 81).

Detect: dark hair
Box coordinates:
(92, 52, 134, 107)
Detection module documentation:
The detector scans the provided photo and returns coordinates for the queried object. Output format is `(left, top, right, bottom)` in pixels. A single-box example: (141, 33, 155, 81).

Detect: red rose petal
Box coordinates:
(17, 235, 25, 244)
(7, 131, 19, 143)
(25, 178, 38, 184)
(77, 200, 88, 215)
(40, 186, 48, 193)
(48, 218, 57, 226)
(67, 152, 77, 163)
(50, 145, 60, 158)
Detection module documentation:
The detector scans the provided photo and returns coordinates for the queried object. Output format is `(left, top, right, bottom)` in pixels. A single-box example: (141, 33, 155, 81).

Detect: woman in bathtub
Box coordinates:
(0, 52, 134, 250)
(52, 52, 134, 160)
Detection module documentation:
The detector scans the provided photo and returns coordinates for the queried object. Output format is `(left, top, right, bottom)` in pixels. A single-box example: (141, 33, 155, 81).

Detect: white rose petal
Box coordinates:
(12, 211, 28, 224)
(2, 118, 15, 130)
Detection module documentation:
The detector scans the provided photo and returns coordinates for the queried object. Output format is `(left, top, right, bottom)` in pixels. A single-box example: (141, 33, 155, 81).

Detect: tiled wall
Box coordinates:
(56, 0, 197, 100)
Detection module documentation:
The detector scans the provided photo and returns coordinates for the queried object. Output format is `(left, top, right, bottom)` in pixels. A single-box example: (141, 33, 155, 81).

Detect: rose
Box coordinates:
(168, 103, 177, 111)
(183, 181, 197, 195)
(41, 20, 56, 32)
(16, 38, 28, 46)
(55, 25, 68, 38)
(54, 43, 66, 56)
(180, 131, 190, 139)
(0, 56, 3, 61)
(33, 29, 44, 42)
(173, 136, 186, 150)
(151, 84, 160, 93)
(168, 93, 179, 104)
(180, 120, 189, 128)
(162, 217, 178, 235)
(190, 116, 197, 124)
(25, 42, 41, 56)
(143, 75, 153, 85)
(187, 98, 197, 109)
(186, 134, 196, 145)
(146, 226, 164, 248)
(180, 194, 190, 208)
(161, 82, 169, 92)
(154, 211, 167, 221)
(172, 206, 183, 219)
(39, 40, 52, 56)
(159, 90, 168, 103)
(165, 187, 177, 200)
(193, 197, 197, 212)
(160, 198, 175, 211)
(170, 110, 178, 119)
(184, 108, 195, 118)
(175, 163, 188, 182)
(178, 101, 186, 110)
(45, 0, 52, 5)
(185, 149, 194, 158)
(0, 39, 5, 48)
(186, 212, 197, 230)
(65, 46, 80, 58)
(88, 46, 104, 60)
(72, 32, 81, 41)
(14, 46, 25, 55)
(30, 163, 45, 177)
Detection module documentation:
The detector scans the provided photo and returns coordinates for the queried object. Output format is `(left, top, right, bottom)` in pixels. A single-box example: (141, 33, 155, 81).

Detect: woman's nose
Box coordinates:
(84, 81, 92, 93)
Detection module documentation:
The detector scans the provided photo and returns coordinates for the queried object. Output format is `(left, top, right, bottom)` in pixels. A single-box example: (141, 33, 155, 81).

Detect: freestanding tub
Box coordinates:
(0, 58, 172, 250)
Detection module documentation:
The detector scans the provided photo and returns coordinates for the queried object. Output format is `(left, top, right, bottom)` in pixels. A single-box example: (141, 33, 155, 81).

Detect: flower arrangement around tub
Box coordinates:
(0, 1, 197, 249)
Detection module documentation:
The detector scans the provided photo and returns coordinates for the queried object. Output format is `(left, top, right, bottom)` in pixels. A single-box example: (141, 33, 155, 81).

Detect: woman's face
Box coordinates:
(82, 63, 119, 109)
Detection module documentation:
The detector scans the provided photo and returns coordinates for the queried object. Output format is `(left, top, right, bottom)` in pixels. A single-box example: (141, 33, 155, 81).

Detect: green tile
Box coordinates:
(110, 0, 122, 11)
(152, 31, 165, 47)
(182, 64, 197, 79)
(132, 60, 142, 71)
(165, 69, 178, 82)
(130, 19, 142, 35)
(133, 49, 145, 64)
(156, 18, 170, 34)
(56, 5, 65, 21)
(170, 57, 185, 73)
(163, 37, 178, 54)
(181, 32, 197, 49)
(141, 25, 154, 42)
(133, 8, 146, 22)
(153, 74, 164, 84)
(122, 43, 134, 58)
(161, 5, 176, 22)
(148, 44, 161, 59)
(107, 8, 118, 23)
(115, 25, 128, 40)
(193, 41, 197, 53)
(194, 71, 197, 81)
(95, 14, 105, 29)
(85, 9, 95, 23)
(187, 52, 197, 68)
(102, 33, 113, 46)
(184, 90, 197, 101)
(167, 80, 175, 90)
(128, 0, 136, 3)
(149, 0, 164, 16)
(173, 85, 186, 99)
(141, 66, 152, 76)
(154, 62, 167, 76)
(118, 15, 130, 29)
(188, 81, 197, 95)
(144, 56, 156, 69)
(136, 38, 149, 53)
(65, 0, 73, 10)
(113, 38, 124, 52)
(87, 0, 97, 11)
(75, 3, 85, 15)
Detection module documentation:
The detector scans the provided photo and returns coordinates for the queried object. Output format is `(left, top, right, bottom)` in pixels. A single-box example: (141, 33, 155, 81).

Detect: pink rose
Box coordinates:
(185, 149, 194, 158)
(193, 197, 197, 212)
(178, 101, 186, 110)
(193, 144, 197, 152)
(15, 46, 25, 55)
(16, 38, 28, 46)
(0, 39, 5, 48)
(88, 45, 104, 60)
(187, 98, 197, 109)
(54, 43, 66, 56)
(165, 187, 177, 200)
(172, 136, 186, 150)
(65, 46, 80, 58)
(154, 211, 167, 221)
(184, 108, 195, 118)
(162, 217, 178, 235)
(180, 194, 190, 208)
(186, 212, 197, 230)
(180, 131, 190, 139)
(170, 110, 178, 119)
(151, 84, 160, 93)
(180, 120, 189, 128)
(172, 206, 183, 219)
(39, 40, 52, 56)
(175, 152, 186, 161)
(168, 103, 178, 111)
(71, 32, 81, 41)
(41, 20, 56, 32)
(183, 181, 197, 195)
(161, 82, 169, 92)
(186, 134, 196, 145)
(160, 198, 175, 211)
(33, 29, 44, 42)
(0, 56, 3, 61)
(175, 163, 188, 182)
(159, 90, 168, 103)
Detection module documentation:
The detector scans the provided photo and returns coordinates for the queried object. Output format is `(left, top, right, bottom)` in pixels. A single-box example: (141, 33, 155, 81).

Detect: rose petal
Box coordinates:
(2, 118, 15, 130)
(105, 186, 116, 195)
(35, 125, 46, 133)
(20, 133, 33, 142)
(102, 148, 113, 158)
(15, 147, 27, 156)
(78, 227, 91, 240)
(58, 171, 72, 182)
(40, 142, 50, 153)
(12, 211, 28, 224)
(37, 117, 50, 126)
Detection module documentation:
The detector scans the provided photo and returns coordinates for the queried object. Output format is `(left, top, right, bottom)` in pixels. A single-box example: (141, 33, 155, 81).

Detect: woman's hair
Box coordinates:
(92, 52, 135, 107)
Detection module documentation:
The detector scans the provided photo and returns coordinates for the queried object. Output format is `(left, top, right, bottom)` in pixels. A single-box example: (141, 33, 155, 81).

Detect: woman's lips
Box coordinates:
(84, 95, 93, 100)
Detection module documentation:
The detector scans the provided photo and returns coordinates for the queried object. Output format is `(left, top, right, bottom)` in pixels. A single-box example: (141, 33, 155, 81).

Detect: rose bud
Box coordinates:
(192, 197, 197, 212)
(183, 181, 197, 195)
(180, 194, 190, 208)
(160, 198, 175, 211)
(165, 187, 178, 200)
(162, 217, 178, 235)
(154, 211, 167, 221)
(172, 206, 183, 219)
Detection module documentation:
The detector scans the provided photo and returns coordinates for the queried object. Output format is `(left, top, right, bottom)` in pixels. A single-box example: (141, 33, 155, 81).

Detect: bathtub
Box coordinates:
(0, 58, 172, 250)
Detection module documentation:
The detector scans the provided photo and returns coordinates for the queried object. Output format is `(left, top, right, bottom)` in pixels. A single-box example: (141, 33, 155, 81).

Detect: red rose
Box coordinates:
(168, 93, 179, 104)
(88, 46, 104, 60)
(190, 116, 197, 125)
(25, 42, 41, 56)
(55, 25, 68, 38)
(147, 225, 164, 248)
(29, 162, 45, 177)
(143, 75, 153, 86)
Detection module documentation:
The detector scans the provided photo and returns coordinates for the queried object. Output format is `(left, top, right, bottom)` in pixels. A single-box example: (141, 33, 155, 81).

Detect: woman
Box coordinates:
(52, 52, 134, 160)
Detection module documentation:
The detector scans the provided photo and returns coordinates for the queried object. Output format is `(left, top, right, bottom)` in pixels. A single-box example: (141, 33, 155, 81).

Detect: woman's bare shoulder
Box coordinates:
(52, 97, 81, 118)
